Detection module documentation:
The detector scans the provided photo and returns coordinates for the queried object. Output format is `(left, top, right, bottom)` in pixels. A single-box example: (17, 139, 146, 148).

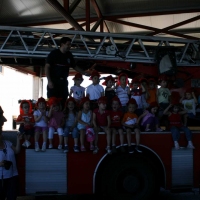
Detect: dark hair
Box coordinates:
(60, 37, 71, 46)
(172, 104, 182, 110)
(146, 106, 158, 115)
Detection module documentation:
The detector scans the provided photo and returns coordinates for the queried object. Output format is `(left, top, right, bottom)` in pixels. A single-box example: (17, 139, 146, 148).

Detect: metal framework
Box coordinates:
(0, 26, 200, 66)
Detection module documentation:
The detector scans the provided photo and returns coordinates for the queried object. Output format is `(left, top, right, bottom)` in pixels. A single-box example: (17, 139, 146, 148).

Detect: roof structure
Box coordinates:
(0, 0, 200, 76)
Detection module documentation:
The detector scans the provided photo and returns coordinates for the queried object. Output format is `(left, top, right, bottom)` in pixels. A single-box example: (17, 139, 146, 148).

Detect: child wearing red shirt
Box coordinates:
(110, 96, 125, 153)
(163, 104, 195, 150)
(16, 100, 35, 148)
(93, 96, 111, 154)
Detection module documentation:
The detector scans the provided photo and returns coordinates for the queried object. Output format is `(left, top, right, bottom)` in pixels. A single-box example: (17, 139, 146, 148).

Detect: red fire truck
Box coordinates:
(3, 128, 200, 200)
(1, 26, 200, 200)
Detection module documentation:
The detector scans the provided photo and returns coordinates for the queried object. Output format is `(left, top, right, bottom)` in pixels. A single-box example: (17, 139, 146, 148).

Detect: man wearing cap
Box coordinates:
(45, 37, 86, 107)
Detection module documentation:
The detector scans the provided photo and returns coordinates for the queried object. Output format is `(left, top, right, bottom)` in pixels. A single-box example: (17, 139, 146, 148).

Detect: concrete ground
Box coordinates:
(17, 188, 200, 200)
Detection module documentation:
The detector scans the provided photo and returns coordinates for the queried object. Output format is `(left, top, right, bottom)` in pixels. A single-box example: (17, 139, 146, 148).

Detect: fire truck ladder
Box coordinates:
(0, 25, 200, 66)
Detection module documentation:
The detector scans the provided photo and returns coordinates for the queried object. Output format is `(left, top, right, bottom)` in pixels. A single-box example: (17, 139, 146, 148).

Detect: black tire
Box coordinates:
(103, 155, 157, 200)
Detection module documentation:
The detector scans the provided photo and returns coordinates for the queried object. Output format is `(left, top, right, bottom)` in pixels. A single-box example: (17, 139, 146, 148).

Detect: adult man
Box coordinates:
(0, 106, 22, 200)
(45, 37, 85, 106)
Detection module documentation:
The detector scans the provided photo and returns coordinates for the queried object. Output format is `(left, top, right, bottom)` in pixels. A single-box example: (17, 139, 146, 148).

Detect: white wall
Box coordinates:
(0, 66, 34, 130)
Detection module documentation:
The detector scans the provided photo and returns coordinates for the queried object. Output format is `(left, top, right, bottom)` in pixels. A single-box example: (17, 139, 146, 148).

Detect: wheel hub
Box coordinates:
(123, 175, 140, 193)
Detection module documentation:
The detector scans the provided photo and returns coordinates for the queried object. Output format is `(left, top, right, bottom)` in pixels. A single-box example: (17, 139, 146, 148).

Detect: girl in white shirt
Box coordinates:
(69, 73, 85, 103)
(33, 97, 48, 152)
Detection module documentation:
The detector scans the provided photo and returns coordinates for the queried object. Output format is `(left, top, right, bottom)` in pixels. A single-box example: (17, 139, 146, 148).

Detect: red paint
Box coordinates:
(16, 131, 200, 195)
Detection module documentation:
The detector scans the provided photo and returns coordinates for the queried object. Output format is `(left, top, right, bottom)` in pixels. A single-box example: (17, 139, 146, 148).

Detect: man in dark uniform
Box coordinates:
(45, 37, 85, 107)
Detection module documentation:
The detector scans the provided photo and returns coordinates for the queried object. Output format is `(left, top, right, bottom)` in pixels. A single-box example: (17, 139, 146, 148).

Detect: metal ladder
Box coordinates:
(0, 25, 199, 66)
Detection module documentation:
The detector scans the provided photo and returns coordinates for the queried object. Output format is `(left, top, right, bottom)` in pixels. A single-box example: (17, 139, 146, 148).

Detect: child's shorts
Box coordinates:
(110, 126, 123, 132)
(34, 126, 48, 133)
(19, 125, 34, 136)
(77, 124, 86, 130)
(123, 124, 140, 132)
(63, 126, 79, 138)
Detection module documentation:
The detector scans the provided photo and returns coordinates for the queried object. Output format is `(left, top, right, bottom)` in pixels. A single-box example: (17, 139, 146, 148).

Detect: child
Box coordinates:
(180, 89, 198, 119)
(47, 97, 65, 149)
(93, 96, 111, 154)
(77, 97, 93, 151)
(63, 97, 79, 153)
(116, 73, 130, 113)
(110, 96, 125, 153)
(146, 78, 157, 104)
(139, 78, 149, 110)
(33, 97, 48, 152)
(69, 73, 85, 103)
(130, 78, 146, 116)
(163, 104, 195, 149)
(137, 102, 163, 132)
(102, 75, 116, 110)
(86, 70, 104, 110)
(16, 100, 35, 148)
(157, 75, 171, 129)
(122, 98, 142, 153)
(157, 75, 171, 111)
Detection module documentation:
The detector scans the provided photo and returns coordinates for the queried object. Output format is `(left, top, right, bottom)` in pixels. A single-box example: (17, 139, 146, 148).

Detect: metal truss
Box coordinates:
(0, 26, 199, 66)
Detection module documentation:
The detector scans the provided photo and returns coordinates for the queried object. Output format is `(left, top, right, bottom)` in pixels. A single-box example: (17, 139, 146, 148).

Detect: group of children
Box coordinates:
(16, 71, 198, 153)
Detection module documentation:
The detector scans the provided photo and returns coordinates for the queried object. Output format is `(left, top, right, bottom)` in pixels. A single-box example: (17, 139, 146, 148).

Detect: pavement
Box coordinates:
(16, 188, 200, 200)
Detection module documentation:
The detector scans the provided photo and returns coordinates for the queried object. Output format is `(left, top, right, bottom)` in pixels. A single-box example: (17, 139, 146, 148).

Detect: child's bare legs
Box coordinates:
(126, 128, 132, 146)
(42, 130, 47, 144)
(111, 128, 117, 153)
(41, 130, 47, 151)
(74, 138, 78, 146)
(119, 129, 124, 145)
(145, 124, 150, 131)
(34, 131, 40, 144)
(119, 129, 125, 152)
(94, 133, 98, 147)
(134, 128, 142, 153)
(134, 128, 140, 146)
(105, 127, 111, 147)
(48, 127, 55, 148)
(105, 127, 111, 154)
(58, 135, 63, 145)
(89, 141, 94, 150)
(126, 128, 134, 154)
(64, 137, 68, 146)
(34, 131, 40, 151)
(57, 128, 63, 150)
(80, 129, 86, 151)
(63, 136, 69, 153)
(93, 127, 100, 154)
(49, 139, 53, 145)
(111, 128, 117, 146)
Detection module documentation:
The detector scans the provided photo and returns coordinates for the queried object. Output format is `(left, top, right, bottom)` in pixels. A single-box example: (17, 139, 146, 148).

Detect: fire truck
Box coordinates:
(1, 26, 200, 200)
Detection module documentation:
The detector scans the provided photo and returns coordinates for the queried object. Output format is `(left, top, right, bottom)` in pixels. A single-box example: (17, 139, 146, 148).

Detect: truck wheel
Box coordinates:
(105, 156, 157, 200)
